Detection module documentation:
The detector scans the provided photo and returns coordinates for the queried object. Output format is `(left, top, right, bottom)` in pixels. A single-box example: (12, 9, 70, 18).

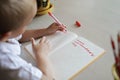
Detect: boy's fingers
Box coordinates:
(58, 26, 66, 32)
(58, 26, 64, 30)
(31, 38, 35, 46)
(59, 24, 66, 28)
(62, 24, 66, 28)
(39, 36, 46, 43)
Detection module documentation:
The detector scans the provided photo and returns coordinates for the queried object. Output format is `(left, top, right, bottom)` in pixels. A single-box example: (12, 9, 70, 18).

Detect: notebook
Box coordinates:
(24, 31, 105, 80)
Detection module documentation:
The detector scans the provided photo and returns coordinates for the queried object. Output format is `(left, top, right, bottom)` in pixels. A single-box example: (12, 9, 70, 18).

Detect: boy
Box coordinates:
(0, 0, 64, 80)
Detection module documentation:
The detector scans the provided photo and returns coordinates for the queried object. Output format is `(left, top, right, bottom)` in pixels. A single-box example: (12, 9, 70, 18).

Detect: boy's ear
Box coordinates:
(0, 32, 12, 41)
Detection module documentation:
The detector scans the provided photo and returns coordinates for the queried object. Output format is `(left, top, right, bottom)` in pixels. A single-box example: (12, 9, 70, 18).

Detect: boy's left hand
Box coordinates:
(46, 22, 66, 35)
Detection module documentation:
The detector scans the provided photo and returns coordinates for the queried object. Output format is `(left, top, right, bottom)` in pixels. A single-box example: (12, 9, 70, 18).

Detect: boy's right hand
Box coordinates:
(31, 37, 51, 57)
(46, 22, 66, 35)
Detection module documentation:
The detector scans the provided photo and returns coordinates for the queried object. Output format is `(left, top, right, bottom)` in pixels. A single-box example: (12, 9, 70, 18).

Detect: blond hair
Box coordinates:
(0, 0, 36, 35)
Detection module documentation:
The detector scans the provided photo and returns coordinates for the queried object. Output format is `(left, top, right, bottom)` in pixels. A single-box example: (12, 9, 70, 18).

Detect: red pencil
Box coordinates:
(111, 37, 119, 64)
(48, 12, 62, 25)
(48, 12, 67, 32)
(118, 32, 120, 57)
(111, 35, 120, 78)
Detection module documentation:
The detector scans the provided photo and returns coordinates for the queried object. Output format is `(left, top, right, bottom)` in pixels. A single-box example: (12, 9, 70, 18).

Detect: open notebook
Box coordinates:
(24, 31, 105, 80)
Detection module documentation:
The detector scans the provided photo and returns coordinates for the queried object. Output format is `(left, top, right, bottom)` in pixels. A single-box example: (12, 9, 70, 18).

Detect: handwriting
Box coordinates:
(72, 39, 94, 56)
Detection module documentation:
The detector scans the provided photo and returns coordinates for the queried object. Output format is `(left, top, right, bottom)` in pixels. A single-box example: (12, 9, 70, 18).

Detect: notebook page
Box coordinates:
(49, 37, 105, 80)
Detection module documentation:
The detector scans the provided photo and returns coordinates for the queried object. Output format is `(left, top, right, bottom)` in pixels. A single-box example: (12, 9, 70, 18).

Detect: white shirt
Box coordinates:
(0, 35, 42, 80)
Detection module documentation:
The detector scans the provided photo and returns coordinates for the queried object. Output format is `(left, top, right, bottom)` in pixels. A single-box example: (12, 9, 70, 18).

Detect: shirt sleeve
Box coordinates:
(17, 63, 43, 80)
(0, 53, 43, 80)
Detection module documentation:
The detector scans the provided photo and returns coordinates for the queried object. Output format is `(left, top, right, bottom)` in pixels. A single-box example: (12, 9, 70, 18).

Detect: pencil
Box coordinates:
(111, 35, 120, 78)
(48, 12, 62, 25)
(111, 36, 119, 64)
(117, 32, 120, 77)
(48, 12, 67, 32)
(118, 32, 120, 57)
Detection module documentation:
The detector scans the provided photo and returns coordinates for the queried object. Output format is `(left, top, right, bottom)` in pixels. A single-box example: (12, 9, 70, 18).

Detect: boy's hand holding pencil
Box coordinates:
(46, 22, 65, 35)
(48, 12, 67, 33)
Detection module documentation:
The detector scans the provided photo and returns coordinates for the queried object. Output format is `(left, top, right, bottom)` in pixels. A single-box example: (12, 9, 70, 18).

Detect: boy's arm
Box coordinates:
(19, 28, 48, 42)
(19, 23, 64, 42)
(37, 56, 55, 80)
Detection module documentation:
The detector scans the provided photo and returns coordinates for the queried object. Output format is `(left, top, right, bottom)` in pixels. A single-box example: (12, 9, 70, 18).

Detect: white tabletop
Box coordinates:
(21, 0, 120, 80)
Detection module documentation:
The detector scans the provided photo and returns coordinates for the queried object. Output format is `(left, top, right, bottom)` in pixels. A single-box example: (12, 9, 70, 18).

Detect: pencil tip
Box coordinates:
(111, 36, 115, 50)
(48, 12, 52, 16)
(117, 33, 120, 42)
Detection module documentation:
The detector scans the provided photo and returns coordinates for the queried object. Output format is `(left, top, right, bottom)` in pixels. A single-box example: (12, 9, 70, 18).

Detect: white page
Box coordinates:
(50, 37, 105, 80)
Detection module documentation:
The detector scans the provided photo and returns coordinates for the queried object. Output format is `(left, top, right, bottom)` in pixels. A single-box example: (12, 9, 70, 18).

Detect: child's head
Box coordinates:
(0, 0, 37, 40)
